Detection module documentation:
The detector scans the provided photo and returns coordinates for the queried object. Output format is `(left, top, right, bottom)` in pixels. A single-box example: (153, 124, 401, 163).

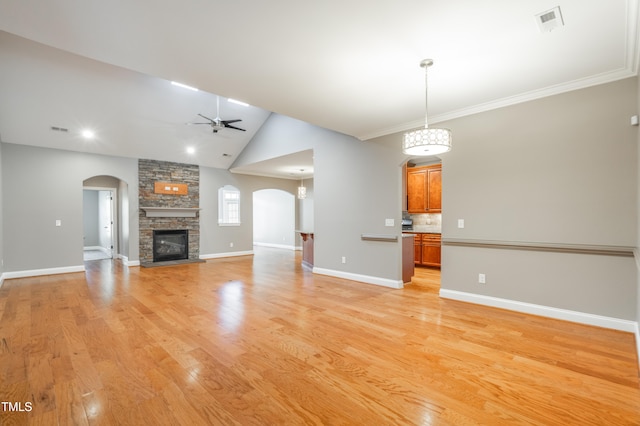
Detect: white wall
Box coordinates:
(253, 189, 295, 249)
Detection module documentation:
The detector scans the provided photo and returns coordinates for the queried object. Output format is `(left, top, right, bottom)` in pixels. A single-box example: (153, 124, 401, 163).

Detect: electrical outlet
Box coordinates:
(458, 219, 465, 229)
(385, 218, 394, 227)
(229, 242, 234, 248)
(55, 219, 62, 227)
(478, 273, 486, 284)
(341, 256, 346, 264)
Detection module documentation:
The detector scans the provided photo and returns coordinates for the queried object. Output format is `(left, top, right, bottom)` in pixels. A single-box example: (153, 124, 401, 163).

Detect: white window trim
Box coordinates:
(218, 185, 241, 226)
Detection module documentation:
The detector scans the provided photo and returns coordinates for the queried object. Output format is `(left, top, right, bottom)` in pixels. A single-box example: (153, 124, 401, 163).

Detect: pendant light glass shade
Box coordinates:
(403, 59, 452, 156)
(403, 128, 452, 155)
(297, 169, 307, 199)
(297, 185, 307, 199)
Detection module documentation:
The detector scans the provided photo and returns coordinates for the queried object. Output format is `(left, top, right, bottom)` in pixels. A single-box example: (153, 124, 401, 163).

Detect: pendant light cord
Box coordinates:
(421, 59, 433, 129)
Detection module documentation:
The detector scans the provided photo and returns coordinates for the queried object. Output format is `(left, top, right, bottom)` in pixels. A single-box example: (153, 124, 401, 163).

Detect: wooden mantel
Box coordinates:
(140, 207, 201, 218)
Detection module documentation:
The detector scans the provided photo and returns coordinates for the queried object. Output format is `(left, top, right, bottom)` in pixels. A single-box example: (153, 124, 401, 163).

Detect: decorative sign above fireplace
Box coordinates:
(154, 182, 188, 195)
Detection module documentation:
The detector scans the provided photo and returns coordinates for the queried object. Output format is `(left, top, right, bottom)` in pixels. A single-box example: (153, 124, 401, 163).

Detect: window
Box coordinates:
(218, 185, 241, 225)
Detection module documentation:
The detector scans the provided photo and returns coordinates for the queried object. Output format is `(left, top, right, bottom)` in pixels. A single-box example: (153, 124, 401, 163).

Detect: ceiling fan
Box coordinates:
(189, 96, 246, 133)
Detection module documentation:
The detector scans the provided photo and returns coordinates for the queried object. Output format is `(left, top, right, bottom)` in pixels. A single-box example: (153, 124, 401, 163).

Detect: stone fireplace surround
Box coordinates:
(138, 159, 201, 266)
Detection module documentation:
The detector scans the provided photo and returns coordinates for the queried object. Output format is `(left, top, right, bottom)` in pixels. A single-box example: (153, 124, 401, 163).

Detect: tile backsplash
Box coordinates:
(411, 213, 442, 227)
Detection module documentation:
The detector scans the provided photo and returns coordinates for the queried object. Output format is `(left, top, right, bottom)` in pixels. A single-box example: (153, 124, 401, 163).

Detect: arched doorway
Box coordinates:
(82, 175, 130, 262)
(252, 189, 296, 250)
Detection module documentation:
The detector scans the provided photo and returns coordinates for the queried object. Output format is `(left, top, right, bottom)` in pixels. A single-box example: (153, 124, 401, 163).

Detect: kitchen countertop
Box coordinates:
(404, 226, 441, 234)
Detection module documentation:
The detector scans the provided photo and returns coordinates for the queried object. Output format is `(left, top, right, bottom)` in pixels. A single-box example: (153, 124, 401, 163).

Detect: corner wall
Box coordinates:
(233, 114, 408, 287)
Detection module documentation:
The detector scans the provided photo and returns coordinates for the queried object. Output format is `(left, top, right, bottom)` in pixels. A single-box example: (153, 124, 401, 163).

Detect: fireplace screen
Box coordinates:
(153, 229, 188, 262)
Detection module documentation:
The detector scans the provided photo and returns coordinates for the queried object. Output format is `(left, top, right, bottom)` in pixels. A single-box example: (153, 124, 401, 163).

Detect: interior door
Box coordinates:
(98, 190, 114, 258)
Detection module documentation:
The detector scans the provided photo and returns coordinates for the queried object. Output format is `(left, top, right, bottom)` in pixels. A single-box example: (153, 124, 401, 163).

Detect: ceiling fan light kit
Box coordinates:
(403, 59, 452, 156)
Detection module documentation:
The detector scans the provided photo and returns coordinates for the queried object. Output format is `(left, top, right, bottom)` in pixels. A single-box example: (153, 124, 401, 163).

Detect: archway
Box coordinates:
(82, 175, 130, 262)
(252, 189, 296, 250)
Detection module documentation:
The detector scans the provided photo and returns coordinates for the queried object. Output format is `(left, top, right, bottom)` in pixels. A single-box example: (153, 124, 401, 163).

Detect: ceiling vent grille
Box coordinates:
(50, 126, 69, 132)
(535, 6, 564, 32)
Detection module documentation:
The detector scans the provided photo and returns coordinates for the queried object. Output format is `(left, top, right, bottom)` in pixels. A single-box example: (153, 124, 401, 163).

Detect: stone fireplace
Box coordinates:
(138, 159, 201, 266)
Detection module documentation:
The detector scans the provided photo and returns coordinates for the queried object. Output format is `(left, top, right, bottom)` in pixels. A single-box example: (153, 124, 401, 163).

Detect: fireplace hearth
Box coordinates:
(153, 229, 188, 262)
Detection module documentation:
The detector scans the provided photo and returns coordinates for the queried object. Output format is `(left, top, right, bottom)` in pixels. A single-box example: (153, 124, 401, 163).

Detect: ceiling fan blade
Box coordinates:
(188, 122, 212, 125)
(221, 119, 242, 124)
(197, 113, 215, 122)
(224, 124, 246, 131)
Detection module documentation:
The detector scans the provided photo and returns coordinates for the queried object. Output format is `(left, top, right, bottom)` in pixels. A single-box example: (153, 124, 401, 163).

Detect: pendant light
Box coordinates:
(402, 59, 452, 156)
(297, 169, 307, 199)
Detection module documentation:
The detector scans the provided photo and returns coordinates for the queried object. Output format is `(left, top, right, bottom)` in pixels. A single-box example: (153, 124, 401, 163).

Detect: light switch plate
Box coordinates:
(458, 219, 465, 229)
(385, 218, 394, 227)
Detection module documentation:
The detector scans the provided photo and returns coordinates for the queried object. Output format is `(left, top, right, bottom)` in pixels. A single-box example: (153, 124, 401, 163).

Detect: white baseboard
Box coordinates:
(313, 267, 403, 289)
(2, 265, 86, 280)
(84, 246, 110, 253)
(118, 255, 140, 267)
(440, 289, 638, 333)
(0, 273, 5, 288)
(253, 242, 298, 251)
(200, 250, 254, 260)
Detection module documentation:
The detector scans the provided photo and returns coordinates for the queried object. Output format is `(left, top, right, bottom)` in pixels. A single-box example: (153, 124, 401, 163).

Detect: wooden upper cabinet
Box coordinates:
(407, 164, 442, 213)
(407, 168, 427, 213)
(427, 167, 441, 212)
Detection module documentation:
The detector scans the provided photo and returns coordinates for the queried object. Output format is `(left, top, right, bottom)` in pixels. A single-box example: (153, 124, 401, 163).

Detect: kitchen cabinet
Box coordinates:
(406, 164, 441, 213)
(406, 232, 441, 268)
(421, 233, 441, 268)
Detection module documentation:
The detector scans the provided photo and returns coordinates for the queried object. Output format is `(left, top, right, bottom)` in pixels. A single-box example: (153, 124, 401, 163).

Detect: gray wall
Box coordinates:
(370, 78, 640, 321)
(1, 143, 139, 271)
(637, 77, 640, 332)
(0, 141, 3, 279)
(373, 78, 638, 320)
(439, 78, 637, 320)
(199, 166, 300, 256)
(82, 190, 100, 246)
(233, 113, 407, 282)
(0, 142, 302, 271)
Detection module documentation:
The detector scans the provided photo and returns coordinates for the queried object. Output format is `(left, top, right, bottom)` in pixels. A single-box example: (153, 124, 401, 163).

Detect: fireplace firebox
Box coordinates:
(153, 229, 188, 262)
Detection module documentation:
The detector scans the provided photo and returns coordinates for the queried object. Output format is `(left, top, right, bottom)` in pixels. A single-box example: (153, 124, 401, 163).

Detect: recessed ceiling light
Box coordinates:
(228, 98, 249, 107)
(186, 146, 196, 155)
(171, 81, 199, 91)
(81, 129, 95, 139)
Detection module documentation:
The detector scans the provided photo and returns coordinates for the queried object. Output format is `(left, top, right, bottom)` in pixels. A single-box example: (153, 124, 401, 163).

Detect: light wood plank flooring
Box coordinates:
(1, 246, 639, 425)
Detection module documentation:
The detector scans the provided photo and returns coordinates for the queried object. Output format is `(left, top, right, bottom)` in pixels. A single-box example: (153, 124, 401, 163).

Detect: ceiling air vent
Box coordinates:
(50, 126, 69, 132)
(535, 6, 564, 32)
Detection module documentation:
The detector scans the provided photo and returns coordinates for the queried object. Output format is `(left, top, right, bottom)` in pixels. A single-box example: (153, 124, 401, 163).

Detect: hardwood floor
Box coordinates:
(1, 246, 639, 425)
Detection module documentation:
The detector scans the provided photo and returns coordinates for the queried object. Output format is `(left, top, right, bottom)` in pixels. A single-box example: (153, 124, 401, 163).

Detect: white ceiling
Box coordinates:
(0, 1, 637, 178)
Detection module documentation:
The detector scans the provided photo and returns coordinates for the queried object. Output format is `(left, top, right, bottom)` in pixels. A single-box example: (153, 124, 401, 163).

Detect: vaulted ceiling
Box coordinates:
(0, 1, 637, 177)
